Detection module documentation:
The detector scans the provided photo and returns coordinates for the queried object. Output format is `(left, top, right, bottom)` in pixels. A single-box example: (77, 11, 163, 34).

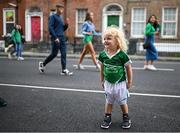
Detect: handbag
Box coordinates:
(143, 38, 150, 49)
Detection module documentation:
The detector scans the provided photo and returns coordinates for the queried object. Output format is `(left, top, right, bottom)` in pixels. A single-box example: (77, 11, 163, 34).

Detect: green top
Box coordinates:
(98, 50, 132, 84)
(11, 29, 22, 44)
(145, 23, 155, 36)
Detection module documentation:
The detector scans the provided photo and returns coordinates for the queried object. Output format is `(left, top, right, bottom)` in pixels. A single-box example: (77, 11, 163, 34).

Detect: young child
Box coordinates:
(98, 27, 133, 129)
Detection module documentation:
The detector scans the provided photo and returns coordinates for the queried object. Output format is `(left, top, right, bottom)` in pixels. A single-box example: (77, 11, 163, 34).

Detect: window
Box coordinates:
(131, 8, 146, 38)
(162, 8, 178, 38)
(3, 9, 15, 34)
(76, 9, 87, 36)
(106, 5, 121, 12)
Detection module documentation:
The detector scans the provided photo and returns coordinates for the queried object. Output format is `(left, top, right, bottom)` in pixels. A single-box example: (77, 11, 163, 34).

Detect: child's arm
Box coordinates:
(125, 64, 133, 89)
(100, 63, 104, 89)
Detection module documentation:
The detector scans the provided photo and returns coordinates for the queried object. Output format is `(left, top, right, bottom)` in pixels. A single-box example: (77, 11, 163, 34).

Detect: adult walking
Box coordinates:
(39, 4, 73, 75)
(11, 24, 24, 60)
(144, 15, 160, 71)
(76, 12, 101, 70)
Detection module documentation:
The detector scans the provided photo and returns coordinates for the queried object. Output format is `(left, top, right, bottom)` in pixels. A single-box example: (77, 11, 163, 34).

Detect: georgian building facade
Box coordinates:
(0, 0, 179, 46)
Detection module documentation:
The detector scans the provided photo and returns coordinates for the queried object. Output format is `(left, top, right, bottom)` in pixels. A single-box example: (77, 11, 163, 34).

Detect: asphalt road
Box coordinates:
(0, 57, 180, 132)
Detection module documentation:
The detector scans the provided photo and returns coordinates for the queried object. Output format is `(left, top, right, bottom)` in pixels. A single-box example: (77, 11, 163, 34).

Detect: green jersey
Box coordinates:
(98, 50, 131, 84)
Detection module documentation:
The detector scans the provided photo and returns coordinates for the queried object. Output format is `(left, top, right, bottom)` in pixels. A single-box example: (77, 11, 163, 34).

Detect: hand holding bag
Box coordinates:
(143, 38, 150, 49)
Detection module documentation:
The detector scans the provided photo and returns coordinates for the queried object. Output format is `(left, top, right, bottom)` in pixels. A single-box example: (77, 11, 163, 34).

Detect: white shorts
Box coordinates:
(104, 80, 130, 105)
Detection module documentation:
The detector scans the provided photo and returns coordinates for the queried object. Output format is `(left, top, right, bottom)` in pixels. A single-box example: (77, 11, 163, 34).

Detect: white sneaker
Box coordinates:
(76, 64, 85, 70)
(39, 62, 45, 73)
(61, 69, 73, 76)
(4, 48, 9, 53)
(147, 65, 157, 71)
(8, 53, 12, 59)
(143, 65, 148, 70)
(17, 57, 24, 61)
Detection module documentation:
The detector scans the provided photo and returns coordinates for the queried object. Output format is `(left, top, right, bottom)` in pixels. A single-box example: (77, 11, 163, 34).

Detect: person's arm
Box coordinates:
(93, 30, 102, 36)
(125, 64, 133, 89)
(82, 22, 92, 35)
(145, 23, 155, 36)
(63, 24, 68, 31)
(11, 29, 16, 44)
(49, 15, 57, 39)
(63, 18, 69, 31)
(100, 63, 104, 89)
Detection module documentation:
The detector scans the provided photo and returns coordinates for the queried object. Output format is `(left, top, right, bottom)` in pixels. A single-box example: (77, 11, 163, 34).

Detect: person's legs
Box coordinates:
(59, 38, 73, 75)
(59, 39, 67, 70)
(87, 42, 100, 70)
(105, 103, 113, 114)
(150, 60, 154, 65)
(16, 43, 20, 57)
(101, 81, 114, 129)
(39, 42, 58, 73)
(19, 43, 22, 57)
(120, 104, 131, 129)
(17, 44, 24, 60)
(101, 103, 113, 129)
(86, 42, 97, 65)
(120, 104, 128, 115)
(43, 42, 59, 66)
(78, 45, 88, 65)
(10, 43, 16, 56)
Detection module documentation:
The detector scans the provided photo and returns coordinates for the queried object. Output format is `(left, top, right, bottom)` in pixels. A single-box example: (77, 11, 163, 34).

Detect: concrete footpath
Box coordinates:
(0, 51, 180, 62)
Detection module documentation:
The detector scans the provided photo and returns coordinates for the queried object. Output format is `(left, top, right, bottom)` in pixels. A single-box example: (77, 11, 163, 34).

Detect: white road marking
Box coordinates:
(73, 65, 175, 71)
(132, 67, 175, 71)
(0, 83, 180, 98)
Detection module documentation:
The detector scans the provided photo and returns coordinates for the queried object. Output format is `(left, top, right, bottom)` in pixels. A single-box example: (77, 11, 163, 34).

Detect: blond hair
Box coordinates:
(103, 27, 128, 52)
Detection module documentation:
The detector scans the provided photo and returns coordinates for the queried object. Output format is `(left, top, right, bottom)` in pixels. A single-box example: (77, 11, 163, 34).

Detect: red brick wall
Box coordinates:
(1, 0, 179, 43)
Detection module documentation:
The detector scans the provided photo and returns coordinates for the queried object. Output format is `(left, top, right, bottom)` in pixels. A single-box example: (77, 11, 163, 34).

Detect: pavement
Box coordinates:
(0, 50, 180, 62)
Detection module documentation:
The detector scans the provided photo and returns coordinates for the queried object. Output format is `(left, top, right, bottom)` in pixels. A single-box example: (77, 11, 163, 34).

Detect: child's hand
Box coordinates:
(127, 82, 132, 89)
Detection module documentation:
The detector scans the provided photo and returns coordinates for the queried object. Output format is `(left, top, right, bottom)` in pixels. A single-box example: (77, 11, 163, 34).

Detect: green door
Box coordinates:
(107, 15, 119, 27)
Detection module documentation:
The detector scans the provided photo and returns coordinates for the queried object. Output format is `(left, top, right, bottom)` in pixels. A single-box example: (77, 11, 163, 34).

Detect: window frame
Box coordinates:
(161, 7, 178, 39)
(3, 8, 16, 34)
(131, 7, 146, 38)
(75, 9, 88, 37)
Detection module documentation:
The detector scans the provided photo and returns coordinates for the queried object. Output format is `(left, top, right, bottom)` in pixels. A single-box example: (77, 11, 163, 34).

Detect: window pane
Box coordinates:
(131, 8, 146, 37)
(78, 23, 83, 35)
(164, 8, 176, 21)
(6, 23, 14, 34)
(106, 5, 121, 11)
(78, 9, 87, 22)
(163, 8, 177, 37)
(132, 22, 145, 35)
(77, 9, 87, 35)
(6, 10, 15, 22)
(163, 22, 176, 36)
(133, 8, 145, 21)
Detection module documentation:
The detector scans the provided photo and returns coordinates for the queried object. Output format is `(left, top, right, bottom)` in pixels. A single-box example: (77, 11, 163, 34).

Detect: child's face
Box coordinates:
(103, 34, 117, 50)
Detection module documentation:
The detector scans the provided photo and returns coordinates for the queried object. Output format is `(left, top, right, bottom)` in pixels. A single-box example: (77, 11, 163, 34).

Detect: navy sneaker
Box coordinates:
(121, 115, 131, 129)
(101, 115, 112, 129)
(0, 97, 7, 107)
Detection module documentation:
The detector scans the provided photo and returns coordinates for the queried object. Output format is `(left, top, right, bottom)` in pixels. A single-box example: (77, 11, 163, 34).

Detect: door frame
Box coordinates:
(102, 3, 123, 33)
(25, 10, 43, 42)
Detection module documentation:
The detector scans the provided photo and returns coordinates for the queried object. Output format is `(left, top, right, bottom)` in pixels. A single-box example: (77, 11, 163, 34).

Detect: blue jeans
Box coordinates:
(16, 43, 22, 57)
(43, 36, 67, 70)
